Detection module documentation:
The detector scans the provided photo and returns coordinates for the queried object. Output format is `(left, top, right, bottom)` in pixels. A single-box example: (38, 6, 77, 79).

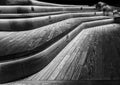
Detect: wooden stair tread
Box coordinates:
(0, 16, 110, 60)
(0, 12, 103, 19)
(0, 16, 113, 83)
(25, 23, 117, 81)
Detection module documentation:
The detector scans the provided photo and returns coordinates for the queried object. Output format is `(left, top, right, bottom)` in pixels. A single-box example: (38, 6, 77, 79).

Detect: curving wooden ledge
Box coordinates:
(0, 16, 111, 58)
(0, 0, 88, 7)
(0, 11, 103, 19)
(0, 12, 104, 31)
(24, 24, 120, 81)
(0, 18, 114, 83)
(0, 1, 119, 84)
(0, 6, 96, 14)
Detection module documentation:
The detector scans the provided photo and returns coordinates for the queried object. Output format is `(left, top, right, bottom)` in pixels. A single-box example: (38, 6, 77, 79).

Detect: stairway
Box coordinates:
(0, 0, 120, 85)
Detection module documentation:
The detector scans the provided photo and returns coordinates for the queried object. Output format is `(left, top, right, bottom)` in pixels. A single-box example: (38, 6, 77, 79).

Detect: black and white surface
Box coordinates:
(0, 0, 120, 85)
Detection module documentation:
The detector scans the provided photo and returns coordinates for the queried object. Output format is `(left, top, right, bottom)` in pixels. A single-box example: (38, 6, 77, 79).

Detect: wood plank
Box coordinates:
(71, 30, 96, 80)
(55, 42, 82, 80)
(49, 31, 87, 80)
(44, 32, 82, 80)
(63, 33, 91, 80)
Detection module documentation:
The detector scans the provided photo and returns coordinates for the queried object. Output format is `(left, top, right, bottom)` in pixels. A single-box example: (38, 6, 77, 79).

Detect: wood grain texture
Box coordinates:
(0, 12, 104, 31)
(0, 18, 114, 84)
(0, 17, 92, 83)
(25, 20, 114, 81)
(30, 0, 89, 7)
(0, 1, 119, 84)
(6, 81, 97, 85)
(0, 11, 103, 19)
(78, 24, 120, 80)
(0, 6, 96, 14)
(0, 16, 110, 59)
(29, 24, 120, 81)
(1, 0, 89, 7)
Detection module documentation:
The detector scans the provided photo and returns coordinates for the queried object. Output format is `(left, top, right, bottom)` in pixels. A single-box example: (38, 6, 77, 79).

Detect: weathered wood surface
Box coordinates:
(79, 24, 120, 80)
(30, 0, 89, 7)
(0, 17, 95, 83)
(0, 16, 111, 59)
(0, 12, 104, 31)
(0, 16, 110, 58)
(21, 24, 120, 82)
(5, 81, 101, 85)
(0, 6, 96, 14)
(0, 18, 114, 84)
(0, 11, 103, 19)
(0, 1, 120, 84)
(0, 0, 88, 7)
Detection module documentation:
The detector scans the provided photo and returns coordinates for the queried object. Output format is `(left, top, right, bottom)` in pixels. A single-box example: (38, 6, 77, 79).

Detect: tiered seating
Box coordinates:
(0, 12, 104, 31)
(0, 12, 103, 19)
(0, 6, 97, 14)
(0, 0, 119, 84)
(0, 17, 114, 83)
(0, 0, 88, 7)
(25, 24, 120, 81)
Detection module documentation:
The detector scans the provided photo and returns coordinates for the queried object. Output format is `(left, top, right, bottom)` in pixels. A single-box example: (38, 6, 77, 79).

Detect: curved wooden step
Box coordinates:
(0, 17, 90, 83)
(25, 24, 120, 81)
(0, 18, 114, 84)
(0, 6, 96, 14)
(30, 0, 89, 7)
(0, 0, 89, 7)
(6, 80, 116, 85)
(0, 12, 104, 31)
(0, 16, 111, 59)
(0, 11, 103, 19)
